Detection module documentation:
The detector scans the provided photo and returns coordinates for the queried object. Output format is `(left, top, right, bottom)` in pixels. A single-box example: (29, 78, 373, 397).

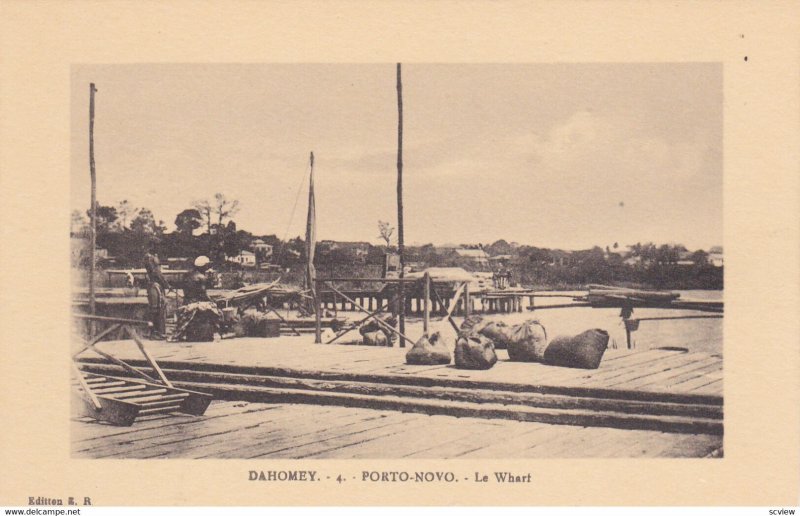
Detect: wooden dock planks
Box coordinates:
(72, 401, 723, 459)
(80, 338, 721, 397)
(76, 336, 722, 438)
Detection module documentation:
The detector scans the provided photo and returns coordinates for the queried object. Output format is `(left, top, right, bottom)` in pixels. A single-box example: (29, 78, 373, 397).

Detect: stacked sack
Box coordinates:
(359, 314, 398, 347)
(461, 315, 610, 370)
(453, 316, 498, 370)
(405, 332, 452, 365)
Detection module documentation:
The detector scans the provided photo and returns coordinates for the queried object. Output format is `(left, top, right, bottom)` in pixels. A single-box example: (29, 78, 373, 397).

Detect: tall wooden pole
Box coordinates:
(396, 63, 406, 346)
(89, 83, 98, 334)
(423, 272, 430, 336)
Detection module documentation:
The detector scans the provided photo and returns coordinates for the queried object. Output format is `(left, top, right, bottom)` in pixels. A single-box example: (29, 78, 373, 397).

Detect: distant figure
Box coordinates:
(169, 256, 222, 342)
(125, 271, 135, 288)
(182, 255, 212, 304)
(144, 246, 170, 339)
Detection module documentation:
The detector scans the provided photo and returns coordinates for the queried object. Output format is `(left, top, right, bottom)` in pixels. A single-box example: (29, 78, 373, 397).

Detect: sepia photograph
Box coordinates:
(70, 63, 724, 460)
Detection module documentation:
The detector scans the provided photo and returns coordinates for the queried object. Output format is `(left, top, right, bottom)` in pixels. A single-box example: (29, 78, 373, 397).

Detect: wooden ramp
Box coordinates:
(76, 339, 723, 435)
(73, 371, 213, 426)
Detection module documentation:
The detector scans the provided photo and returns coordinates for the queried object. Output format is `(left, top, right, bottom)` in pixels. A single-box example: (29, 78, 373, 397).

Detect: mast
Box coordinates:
(306, 152, 321, 343)
(396, 63, 406, 345)
(89, 83, 97, 332)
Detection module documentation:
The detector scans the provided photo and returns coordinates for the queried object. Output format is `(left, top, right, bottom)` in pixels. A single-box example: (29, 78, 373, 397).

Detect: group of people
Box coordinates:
(144, 248, 218, 341)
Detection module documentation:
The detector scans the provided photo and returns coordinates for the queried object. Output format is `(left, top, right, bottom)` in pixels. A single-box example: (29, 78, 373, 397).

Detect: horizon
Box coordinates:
(71, 63, 722, 251)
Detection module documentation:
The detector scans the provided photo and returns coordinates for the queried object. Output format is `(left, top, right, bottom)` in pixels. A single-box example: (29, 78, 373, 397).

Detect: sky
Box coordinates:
(71, 63, 722, 251)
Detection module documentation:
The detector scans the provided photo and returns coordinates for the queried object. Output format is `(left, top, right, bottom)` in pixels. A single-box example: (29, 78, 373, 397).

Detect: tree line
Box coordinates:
(72, 201, 722, 290)
(71, 194, 306, 269)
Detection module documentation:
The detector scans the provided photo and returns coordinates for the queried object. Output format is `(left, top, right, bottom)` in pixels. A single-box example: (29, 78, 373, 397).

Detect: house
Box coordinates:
(549, 249, 573, 267)
(489, 254, 514, 266)
(407, 267, 483, 291)
(675, 250, 695, 267)
(250, 239, 273, 260)
(454, 248, 490, 266)
(227, 250, 257, 268)
(708, 246, 723, 267)
(318, 240, 371, 262)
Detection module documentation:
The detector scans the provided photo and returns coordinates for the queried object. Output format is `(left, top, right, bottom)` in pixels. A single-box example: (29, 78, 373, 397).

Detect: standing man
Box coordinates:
(144, 244, 169, 339)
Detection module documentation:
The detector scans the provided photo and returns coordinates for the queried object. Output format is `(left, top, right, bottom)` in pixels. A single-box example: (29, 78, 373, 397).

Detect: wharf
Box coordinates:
(75, 335, 723, 447)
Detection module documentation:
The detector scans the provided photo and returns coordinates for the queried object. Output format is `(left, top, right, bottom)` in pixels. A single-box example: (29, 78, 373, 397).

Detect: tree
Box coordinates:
(377, 220, 394, 246)
(213, 193, 240, 228)
(71, 210, 88, 236)
(87, 203, 119, 234)
(487, 239, 514, 256)
(691, 249, 709, 266)
(130, 208, 162, 236)
(116, 199, 138, 230)
(175, 208, 203, 234)
(192, 199, 213, 234)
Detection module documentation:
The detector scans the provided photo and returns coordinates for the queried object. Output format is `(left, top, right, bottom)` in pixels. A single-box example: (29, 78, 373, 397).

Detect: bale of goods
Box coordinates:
(359, 314, 398, 344)
(506, 319, 548, 362)
(240, 310, 280, 338)
(406, 332, 451, 365)
(460, 314, 486, 333)
(478, 320, 515, 349)
(362, 330, 388, 346)
(454, 333, 497, 370)
(543, 329, 609, 369)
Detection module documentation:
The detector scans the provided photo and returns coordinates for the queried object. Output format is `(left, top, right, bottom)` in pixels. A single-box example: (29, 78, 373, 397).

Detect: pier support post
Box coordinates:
(423, 272, 430, 336)
(464, 283, 471, 316)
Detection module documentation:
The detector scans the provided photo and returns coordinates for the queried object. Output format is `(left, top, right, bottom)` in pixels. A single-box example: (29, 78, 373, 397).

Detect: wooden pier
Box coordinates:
(72, 400, 722, 459)
(75, 334, 723, 455)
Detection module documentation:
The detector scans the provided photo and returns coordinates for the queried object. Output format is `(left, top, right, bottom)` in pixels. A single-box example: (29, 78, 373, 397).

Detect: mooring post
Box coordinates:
(314, 282, 322, 343)
(423, 273, 430, 336)
(464, 282, 471, 316)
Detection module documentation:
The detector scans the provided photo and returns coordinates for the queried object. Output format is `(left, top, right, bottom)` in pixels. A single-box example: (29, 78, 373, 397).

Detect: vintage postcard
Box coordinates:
(1, 0, 798, 509)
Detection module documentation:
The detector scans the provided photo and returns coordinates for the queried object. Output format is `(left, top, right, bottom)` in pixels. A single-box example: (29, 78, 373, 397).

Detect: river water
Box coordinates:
(393, 290, 723, 356)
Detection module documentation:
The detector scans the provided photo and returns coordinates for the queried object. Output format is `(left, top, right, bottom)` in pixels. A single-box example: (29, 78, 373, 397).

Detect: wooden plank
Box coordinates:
(148, 369, 721, 419)
(71, 402, 275, 448)
(194, 406, 372, 459)
(597, 355, 718, 390)
(80, 359, 722, 407)
(178, 382, 723, 434)
(74, 403, 285, 456)
(294, 413, 476, 459)
(689, 379, 723, 396)
(675, 375, 724, 393)
(245, 411, 410, 459)
(563, 351, 692, 387)
(622, 359, 722, 391)
(81, 404, 290, 458)
(138, 404, 183, 416)
(455, 421, 559, 458)
(110, 388, 166, 399)
(121, 393, 189, 404)
(280, 414, 440, 459)
(327, 414, 474, 459)
(653, 433, 724, 458)
(579, 353, 703, 389)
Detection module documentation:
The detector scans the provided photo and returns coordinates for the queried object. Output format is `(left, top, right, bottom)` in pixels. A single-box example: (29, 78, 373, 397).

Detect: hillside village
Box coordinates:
(71, 198, 722, 291)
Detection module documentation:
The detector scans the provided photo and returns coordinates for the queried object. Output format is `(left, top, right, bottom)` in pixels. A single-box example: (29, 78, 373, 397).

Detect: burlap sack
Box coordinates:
(543, 329, 609, 369)
(478, 320, 515, 349)
(454, 333, 497, 370)
(460, 314, 486, 333)
(406, 332, 452, 365)
(506, 319, 548, 362)
(362, 330, 388, 346)
(360, 314, 398, 344)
